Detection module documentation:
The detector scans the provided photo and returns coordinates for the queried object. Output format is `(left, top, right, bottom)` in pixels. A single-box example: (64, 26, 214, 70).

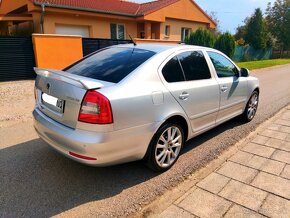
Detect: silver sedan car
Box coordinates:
(33, 44, 259, 171)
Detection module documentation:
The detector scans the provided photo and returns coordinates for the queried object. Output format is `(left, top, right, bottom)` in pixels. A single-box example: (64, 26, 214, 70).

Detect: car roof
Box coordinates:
(113, 43, 212, 53)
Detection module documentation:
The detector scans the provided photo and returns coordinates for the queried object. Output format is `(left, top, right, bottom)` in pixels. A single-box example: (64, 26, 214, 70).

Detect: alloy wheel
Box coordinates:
(155, 126, 182, 168)
(247, 93, 258, 120)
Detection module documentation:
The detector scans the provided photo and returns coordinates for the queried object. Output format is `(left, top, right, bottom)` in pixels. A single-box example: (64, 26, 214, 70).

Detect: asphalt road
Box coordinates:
(1, 64, 290, 217)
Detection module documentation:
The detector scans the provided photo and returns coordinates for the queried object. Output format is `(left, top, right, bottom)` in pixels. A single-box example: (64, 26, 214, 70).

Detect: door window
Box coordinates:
(207, 52, 239, 77)
(162, 56, 185, 83)
(177, 51, 211, 81)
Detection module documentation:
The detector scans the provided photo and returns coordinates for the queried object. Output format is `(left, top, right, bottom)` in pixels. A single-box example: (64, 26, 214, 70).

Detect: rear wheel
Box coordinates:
(145, 123, 184, 172)
(241, 91, 259, 122)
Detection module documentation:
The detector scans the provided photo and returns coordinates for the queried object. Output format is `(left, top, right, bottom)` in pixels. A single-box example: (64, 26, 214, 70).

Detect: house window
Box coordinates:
(110, 24, 125, 40)
(181, 28, 191, 42)
(165, 25, 170, 36)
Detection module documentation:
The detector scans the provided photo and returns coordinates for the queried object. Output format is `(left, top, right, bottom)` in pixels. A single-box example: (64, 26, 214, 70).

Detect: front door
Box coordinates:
(207, 51, 248, 124)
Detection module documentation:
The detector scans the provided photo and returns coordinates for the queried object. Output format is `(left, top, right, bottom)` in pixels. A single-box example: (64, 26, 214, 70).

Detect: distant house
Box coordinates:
(0, 0, 216, 41)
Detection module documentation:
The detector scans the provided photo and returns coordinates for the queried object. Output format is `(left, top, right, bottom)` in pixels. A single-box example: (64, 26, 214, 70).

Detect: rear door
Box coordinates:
(207, 51, 248, 124)
(160, 49, 220, 133)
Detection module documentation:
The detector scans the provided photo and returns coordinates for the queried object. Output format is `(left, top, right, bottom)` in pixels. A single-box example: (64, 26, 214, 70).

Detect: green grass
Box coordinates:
(236, 59, 290, 70)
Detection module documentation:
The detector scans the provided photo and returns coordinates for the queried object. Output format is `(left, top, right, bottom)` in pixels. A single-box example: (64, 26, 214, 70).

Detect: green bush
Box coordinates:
(214, 32, 236, 58)
(185, 28, 215, 48)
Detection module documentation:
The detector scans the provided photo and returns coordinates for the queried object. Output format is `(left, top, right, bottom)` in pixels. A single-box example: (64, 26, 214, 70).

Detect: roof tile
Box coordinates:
(31, 0, 180, 16)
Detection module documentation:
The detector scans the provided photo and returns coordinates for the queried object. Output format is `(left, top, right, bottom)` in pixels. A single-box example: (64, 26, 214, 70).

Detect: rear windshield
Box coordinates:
(65, 47, 156, 83)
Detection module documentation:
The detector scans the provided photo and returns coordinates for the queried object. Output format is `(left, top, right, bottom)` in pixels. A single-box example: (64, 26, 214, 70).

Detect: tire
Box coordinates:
(241, 91, 259, 122)
(145, 123, 184, 172)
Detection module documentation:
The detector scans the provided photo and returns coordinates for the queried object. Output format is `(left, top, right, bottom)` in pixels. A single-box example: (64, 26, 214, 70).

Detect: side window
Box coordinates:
(207, 52, 238, 77)
(165, 25, 170, 37)
(177, 51, 211, 81)
(162, 56, 185, 83)
(110, 24, 125, 40)
(181, 28, 191, 42)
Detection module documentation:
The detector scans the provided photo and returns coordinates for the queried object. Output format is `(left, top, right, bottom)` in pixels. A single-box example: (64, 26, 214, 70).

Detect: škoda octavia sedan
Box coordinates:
(33, 44, 259, 171)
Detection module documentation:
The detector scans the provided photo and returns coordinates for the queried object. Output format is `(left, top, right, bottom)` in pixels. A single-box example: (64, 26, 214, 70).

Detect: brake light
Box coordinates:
(78, 90, 113, 124)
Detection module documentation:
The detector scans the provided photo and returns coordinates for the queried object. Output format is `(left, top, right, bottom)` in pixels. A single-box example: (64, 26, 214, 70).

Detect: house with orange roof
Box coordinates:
(0, 0, 216, 42)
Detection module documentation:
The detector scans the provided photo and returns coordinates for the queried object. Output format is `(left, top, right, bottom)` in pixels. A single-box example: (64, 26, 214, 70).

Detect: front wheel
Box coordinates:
(145, 123, 184, 172)
(241, 91, 259, 122)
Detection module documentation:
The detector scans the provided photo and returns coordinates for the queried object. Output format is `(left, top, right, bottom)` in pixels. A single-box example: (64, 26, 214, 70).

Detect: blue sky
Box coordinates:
(134, 0, 276, 33)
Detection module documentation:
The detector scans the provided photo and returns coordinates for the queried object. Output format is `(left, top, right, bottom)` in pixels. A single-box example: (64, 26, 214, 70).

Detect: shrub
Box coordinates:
(185, 28, 215, 48)
(214, 32, 236, 58)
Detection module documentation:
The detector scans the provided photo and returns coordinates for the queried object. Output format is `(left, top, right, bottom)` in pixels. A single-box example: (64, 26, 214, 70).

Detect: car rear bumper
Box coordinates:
(33, 107, 158, 166)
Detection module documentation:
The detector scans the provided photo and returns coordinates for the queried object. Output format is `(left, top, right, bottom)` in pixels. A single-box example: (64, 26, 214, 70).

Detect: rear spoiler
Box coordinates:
(34, 68, 106, 90)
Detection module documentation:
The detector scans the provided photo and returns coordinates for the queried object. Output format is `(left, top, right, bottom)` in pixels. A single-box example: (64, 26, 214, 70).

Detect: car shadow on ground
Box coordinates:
(0, 117, 247, 217)
(182, 116, 246, 154)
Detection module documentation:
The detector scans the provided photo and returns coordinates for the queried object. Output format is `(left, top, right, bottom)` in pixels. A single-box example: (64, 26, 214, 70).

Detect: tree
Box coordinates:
(234, 17, 250, 40)
(185, 28, 215, 48)
(244, 8, 267, 49)
(206, 11, 221, 35)
(214, 32, 236, 58)
(266, 0, 290, 50)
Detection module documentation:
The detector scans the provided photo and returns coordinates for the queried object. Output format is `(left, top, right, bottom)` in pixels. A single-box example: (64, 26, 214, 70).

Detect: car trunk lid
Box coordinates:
(34, 68, 114, 129)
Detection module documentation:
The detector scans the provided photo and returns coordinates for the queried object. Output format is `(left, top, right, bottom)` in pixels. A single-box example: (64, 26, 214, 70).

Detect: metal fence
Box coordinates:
(0, 36, 36, 82)
(0, 37, 133, 82)
(233, 46, 272, 62)
(82, 38, 132, 56)
(272, 49, 290, 59)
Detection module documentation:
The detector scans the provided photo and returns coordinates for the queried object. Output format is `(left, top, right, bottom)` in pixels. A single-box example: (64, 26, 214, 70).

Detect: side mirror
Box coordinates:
(240, 68, 250, 77)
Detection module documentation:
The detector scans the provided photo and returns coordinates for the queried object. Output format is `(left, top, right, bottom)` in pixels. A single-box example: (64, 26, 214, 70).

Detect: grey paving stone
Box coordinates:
(260, 129, 288, 140)
(158, 205, 195, 218)
(281, 112, 290, 120)
(247, 155, 268, 170)
(264, 138, 284, 148)
(229, 151, 253, 165)
(259, 194, 290, 218)
(281, 164, 290, 179)
(217, 162, 258, 184)
(267, 124, 282, 131)
(261, 159, 285, 175)
(286, 134, 290, 142)
(267, 124, 290, 134)
(242, 143, 275, 158)
(271, 150, 290, 164)
(251, 172, 290, 199)
(224, 204, 265, 218)
(275, 119, 290, 127)
(280, 141, 290, 152)
(197, 172, 230, 194)
(252, 135, 270, 145)
(219, 180, 267, 211)
(280, 126, 290, 134)
(178, 188, 232, 218)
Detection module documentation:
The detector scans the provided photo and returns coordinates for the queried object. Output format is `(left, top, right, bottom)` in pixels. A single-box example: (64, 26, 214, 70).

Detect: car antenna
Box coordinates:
(127, 32, 137, 46)
(126, 30, 137, 46)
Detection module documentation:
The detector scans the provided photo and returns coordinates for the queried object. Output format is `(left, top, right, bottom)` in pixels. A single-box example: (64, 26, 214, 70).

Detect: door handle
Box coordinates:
(221, 86, 228, 92)
(179, 92, 189, 100)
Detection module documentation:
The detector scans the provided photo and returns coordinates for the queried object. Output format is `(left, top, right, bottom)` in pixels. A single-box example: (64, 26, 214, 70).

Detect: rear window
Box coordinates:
(66, 47, 155, 83)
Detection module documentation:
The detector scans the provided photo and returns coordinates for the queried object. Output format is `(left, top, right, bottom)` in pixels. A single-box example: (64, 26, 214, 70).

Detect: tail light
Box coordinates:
(78, 90, 113, 124)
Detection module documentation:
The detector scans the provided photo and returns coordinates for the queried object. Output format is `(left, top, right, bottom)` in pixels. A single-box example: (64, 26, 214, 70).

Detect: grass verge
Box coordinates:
(237, 59, 290, 70)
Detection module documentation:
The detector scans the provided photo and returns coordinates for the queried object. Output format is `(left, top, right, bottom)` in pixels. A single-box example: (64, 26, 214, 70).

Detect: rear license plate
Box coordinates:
(42, 93, 64, 112)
